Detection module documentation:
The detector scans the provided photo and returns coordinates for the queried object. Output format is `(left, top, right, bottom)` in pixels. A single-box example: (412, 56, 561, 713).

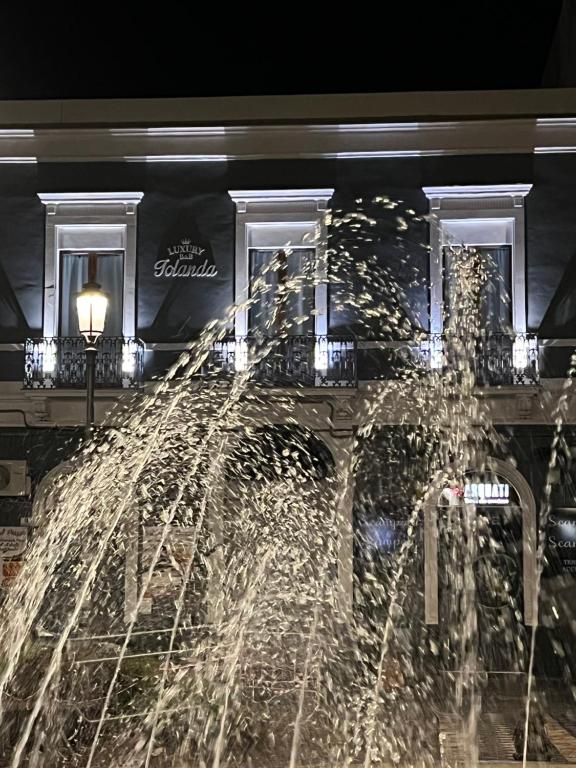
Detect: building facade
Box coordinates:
(1, 90, 576, 678)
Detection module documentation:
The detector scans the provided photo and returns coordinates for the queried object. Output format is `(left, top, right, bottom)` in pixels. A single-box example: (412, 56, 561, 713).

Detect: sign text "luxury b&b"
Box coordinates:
(154, 238, 218, 278)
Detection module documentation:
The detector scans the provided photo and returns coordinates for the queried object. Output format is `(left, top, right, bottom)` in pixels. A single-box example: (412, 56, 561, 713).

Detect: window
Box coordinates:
(229, 189, 333, 339)
(38, 192, 143, 339)
(59, 251, 124, 337)
(443, 245, 512, 333)
(248, 247, 315, 336)
(423, 184, 532, 336)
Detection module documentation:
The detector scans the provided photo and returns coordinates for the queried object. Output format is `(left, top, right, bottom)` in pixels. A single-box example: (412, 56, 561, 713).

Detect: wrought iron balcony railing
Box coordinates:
(207, 336, 358, 388)
(22, 333, 539, 391)
(24, 337, 144, 389)
(418, 332, 539, 386)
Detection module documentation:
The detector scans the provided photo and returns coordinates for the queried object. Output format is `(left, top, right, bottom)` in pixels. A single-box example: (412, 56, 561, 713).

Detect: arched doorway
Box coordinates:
(32, 461, 76, 523)
(424, 457, 537, 635)
(192, 423, 341, 677)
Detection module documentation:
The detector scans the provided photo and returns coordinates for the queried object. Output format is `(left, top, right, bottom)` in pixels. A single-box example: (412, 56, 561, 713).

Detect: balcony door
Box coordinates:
(59, 250, 124, 338)
(248, 247, 315, 337)
(443, 246, 514, 384)
(230, 189, 332, 341)
(437, 471, 527, 674)
(443, 245, 512, 334)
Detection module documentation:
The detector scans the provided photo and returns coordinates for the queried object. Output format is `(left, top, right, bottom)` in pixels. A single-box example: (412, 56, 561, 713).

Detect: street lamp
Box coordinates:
(76, 253, 108, 435)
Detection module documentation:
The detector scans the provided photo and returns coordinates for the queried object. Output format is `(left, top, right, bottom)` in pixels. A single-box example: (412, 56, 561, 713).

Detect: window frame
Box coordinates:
(38, 192, 143, 339)
(229, 189, 333, 338)
(58, 248, 126, 338)
(442, 243, 513, 332)
(423, 184, 532, 335)
(247, 245, 317, 336)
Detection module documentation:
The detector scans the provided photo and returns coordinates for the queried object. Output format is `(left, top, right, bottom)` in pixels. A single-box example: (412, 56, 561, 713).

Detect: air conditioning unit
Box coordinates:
(0, 461, 30, 497)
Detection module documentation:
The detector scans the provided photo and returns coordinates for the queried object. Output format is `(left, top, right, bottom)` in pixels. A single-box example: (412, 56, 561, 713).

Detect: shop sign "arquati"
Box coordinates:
(464, 482, 510, 505)
(442, 477, 512, 507)
(154, 238, 218, 279)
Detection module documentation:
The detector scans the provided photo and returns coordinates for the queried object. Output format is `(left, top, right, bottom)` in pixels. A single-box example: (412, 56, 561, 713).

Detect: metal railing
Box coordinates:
(23, 333, 540, 390)
(418, 332, 539, 386)
(24, 337, 144, 389)
(207, 336, 358, 388)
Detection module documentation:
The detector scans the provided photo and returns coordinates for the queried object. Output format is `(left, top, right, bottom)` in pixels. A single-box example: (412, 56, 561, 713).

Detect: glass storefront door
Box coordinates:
(437, 471, 527, 674)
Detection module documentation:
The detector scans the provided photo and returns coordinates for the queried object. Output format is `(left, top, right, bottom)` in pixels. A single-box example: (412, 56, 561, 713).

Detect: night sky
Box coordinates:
(0, 3, 567, 100)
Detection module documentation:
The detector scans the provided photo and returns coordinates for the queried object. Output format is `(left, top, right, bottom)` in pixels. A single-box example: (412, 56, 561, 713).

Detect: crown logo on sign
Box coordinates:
(181, 238, 191, 245)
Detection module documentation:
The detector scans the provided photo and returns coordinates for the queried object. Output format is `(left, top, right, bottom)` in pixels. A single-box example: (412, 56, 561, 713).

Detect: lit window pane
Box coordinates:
(59, 251, 124, 337)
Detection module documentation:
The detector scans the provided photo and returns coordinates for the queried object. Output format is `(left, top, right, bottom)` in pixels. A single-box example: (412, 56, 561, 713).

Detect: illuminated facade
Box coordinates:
(0, 90, 576, 678)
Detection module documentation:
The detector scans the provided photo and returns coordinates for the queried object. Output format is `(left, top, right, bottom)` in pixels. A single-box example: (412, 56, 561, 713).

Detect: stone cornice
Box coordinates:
(1, 89, 576, 128)
(2, 116, 576, 163)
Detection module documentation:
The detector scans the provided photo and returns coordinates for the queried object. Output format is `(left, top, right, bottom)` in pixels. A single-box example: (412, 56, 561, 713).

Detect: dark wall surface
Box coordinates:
(137, 191, 234, 342)
(0, 428, 83, 525)
(2, 153, 576, 367)
(0, 165, 45, 343)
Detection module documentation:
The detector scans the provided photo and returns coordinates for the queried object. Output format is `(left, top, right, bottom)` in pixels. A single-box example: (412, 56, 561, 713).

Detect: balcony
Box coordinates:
(24, 337, 144, 389)
(350, 333, 539, 386)
(206, 334, 538, 388)
(22, 334, 539, 392)
(207, 336, 358, 388)
(421, 333, 540, 387)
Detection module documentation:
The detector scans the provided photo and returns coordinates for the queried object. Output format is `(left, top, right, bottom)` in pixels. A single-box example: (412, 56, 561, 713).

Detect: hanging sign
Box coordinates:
(361, 519, 409, 553)
(141, 527, 198, 604)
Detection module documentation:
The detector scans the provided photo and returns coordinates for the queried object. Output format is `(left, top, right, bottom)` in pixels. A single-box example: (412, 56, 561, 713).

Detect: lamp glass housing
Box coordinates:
(76, 283, 108, 345)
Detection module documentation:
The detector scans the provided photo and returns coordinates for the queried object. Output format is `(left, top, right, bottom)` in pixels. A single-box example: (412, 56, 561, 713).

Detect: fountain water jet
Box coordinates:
(0, 201, 561, 767)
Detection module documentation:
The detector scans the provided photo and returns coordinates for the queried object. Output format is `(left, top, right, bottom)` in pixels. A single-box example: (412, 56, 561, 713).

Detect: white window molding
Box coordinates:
(38, 192, 144, 338)
(229, 189, 334, 338)
(423, 184, 532, 335)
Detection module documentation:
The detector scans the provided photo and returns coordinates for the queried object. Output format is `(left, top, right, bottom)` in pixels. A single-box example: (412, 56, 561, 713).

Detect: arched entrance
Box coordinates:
(32, 461, 76, 523)
(424, 457, 537, 628)
(123, 425, 337, 624)
(203, 424, 338, 625)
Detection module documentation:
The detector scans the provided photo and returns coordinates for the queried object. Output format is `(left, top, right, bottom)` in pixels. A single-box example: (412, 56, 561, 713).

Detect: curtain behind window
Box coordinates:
(59, 251, 124, 337)
(443, 246, 512, 333)
(248, 248, 315, 336)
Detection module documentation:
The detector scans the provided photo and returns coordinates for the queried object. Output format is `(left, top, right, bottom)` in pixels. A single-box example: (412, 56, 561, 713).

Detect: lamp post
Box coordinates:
(76, 253, 108, 436)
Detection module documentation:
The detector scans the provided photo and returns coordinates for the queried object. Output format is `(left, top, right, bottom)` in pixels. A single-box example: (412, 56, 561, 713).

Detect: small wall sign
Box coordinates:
(441, 473, 514, 507)
(547, 510, 576, 574)
(154, 236, 218, 279)
(464, 482, 510, 505)
(0, 527, 27, 587)
(0, 527, 27, 558)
